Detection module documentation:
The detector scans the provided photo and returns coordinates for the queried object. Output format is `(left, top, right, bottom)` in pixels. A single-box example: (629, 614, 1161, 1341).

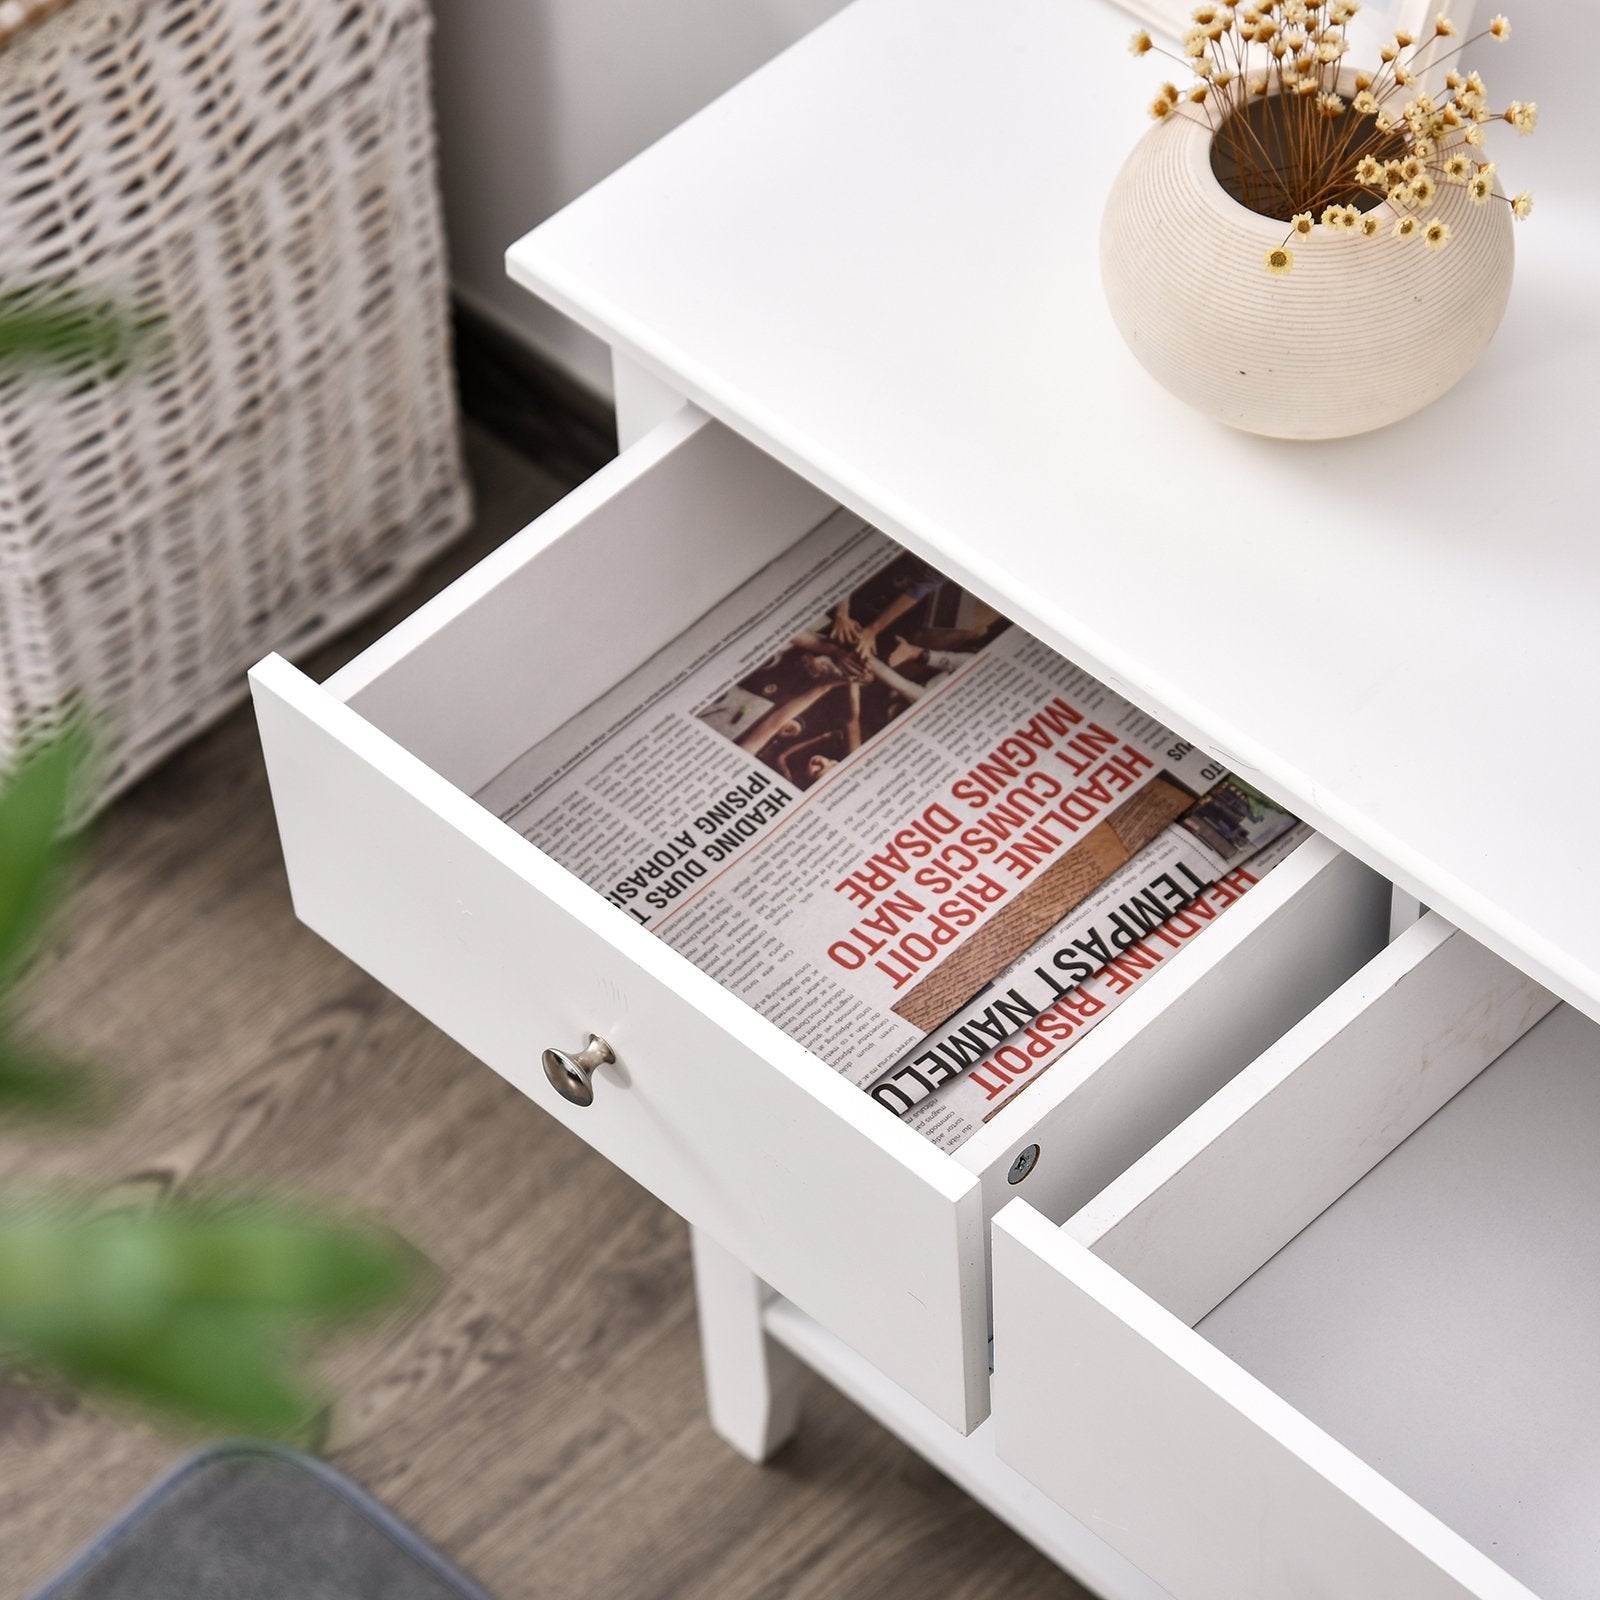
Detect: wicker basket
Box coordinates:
(0, 0, 470, 807)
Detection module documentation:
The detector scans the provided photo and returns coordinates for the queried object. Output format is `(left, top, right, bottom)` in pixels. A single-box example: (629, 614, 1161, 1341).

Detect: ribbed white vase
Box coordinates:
(1101, 109, 1515, 439)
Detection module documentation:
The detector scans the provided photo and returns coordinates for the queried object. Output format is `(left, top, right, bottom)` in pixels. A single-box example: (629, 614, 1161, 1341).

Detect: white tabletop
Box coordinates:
(508, 0, 1600, 1020)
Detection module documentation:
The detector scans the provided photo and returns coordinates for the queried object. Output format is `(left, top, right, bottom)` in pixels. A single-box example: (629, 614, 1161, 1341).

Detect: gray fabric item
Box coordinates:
(32, 1444, 494, 1600)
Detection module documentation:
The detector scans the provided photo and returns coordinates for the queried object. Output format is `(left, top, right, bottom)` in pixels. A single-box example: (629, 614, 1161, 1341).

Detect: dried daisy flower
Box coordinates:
(1123, 4, 1539, 271)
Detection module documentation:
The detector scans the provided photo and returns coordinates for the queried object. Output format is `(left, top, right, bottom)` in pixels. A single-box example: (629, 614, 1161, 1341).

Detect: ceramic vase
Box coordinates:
(1100, 105, 1515, 439)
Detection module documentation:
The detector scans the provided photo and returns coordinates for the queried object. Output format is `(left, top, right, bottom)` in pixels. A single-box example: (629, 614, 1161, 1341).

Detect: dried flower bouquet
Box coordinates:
(1129, 4, 1536, 272)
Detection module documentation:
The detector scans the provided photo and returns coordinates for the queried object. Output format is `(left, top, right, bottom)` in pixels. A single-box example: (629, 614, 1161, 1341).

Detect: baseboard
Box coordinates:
(452, 297, 617, 483)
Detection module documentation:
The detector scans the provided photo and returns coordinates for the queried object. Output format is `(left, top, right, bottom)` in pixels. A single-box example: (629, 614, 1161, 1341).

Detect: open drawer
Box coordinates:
(993, 914, 1576, 1599)
(250, 404, 1392, 1432)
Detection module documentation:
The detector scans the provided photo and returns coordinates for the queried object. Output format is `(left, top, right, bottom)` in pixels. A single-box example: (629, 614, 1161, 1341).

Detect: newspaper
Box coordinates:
(476, 508, 1252, 1089)
(901, 822, 1313, 1152)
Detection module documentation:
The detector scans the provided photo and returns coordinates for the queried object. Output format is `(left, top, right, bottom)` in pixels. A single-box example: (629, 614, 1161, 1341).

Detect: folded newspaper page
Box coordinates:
(901, 822, 1313, 1152)
(476, 508, 1254, 1089)
(864, 779, 1299, 1114)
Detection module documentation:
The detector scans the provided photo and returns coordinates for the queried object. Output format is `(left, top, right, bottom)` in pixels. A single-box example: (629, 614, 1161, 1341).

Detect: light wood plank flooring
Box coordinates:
(0, 424, 1088, 1600)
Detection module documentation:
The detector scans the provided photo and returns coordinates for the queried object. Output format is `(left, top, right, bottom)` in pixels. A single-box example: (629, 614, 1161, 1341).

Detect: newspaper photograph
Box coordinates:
(477, 508, 1291, 1092)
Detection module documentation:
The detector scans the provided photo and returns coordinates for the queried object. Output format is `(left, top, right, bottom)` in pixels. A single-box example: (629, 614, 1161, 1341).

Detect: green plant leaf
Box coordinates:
(0, 1032, 97, 1118)
(0, 718, 87, 997)
(12, 1305, 314, 1435)
(0, 1203, 425, 1435)
(0, 291, 154, 378)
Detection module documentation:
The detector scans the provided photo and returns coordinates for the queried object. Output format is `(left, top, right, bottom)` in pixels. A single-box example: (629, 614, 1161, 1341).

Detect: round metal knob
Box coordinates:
(541, 1033, 615, 1107)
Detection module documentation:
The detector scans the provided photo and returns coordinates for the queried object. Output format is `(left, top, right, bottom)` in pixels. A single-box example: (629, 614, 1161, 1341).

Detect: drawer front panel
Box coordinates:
(991, 1205, 1527, 1600)
(251, 654, 988, 1430)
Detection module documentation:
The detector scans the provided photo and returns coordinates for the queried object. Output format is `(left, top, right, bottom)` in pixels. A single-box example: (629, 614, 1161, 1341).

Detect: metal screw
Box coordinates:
(1007, 1143, 1040, 1184)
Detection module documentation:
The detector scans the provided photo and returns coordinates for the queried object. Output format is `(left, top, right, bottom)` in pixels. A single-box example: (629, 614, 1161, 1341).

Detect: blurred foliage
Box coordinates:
(0, 722, 424, 1435)
(0, 1203, 419, 1435)
(0, 287, 157, 378)
(0, 719, 93, 1116)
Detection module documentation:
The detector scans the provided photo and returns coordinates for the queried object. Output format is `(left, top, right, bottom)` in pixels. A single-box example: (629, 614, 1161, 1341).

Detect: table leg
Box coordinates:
(689, 1226, 805, 1463)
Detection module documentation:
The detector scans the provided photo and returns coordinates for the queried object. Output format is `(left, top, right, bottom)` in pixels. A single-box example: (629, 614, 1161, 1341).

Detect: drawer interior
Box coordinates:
(322, 405, 1391, 1168)
(321, 401, 1399, 1181)
(1198, 1001, 1599, 1600)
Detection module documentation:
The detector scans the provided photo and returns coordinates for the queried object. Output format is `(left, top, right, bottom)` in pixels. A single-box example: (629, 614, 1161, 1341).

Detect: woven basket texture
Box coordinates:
(0, 0, 470, 808)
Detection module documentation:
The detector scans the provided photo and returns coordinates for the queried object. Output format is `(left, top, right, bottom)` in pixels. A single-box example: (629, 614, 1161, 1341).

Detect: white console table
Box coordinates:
(252, 2, 1596, 1596)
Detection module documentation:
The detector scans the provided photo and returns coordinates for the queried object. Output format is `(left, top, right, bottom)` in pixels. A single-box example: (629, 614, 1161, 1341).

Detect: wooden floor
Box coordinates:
(0, 423, 1089, 1600)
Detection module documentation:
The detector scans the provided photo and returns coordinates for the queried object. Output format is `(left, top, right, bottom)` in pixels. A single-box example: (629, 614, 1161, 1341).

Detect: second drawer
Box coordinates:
(994, 913, 1573, 1599)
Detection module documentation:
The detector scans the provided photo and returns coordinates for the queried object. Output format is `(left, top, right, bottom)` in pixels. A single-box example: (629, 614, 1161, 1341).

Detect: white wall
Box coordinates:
(431, 0, 850, 396)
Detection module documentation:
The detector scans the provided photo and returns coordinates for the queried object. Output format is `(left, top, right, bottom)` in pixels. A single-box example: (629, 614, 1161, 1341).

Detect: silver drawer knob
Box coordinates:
(541, 1033, 615, 1107)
